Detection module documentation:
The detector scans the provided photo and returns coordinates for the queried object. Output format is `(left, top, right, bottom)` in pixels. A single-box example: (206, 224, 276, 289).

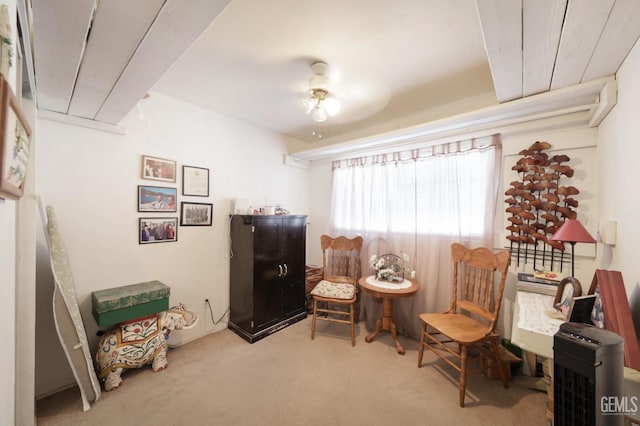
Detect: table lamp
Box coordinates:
(550, 219, 596, 277)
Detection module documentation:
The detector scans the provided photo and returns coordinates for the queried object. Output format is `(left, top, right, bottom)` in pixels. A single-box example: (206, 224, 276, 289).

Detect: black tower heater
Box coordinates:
(554, 322, 624, 426)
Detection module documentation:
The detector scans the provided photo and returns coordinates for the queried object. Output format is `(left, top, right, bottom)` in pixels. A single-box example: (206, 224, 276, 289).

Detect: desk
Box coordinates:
(511, 290, 559, 423)
(511, 290, 561, 360)
(359, 276, 419, 355)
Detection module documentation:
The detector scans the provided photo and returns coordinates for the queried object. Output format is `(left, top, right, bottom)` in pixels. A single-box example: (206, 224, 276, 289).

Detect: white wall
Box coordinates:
(597, 37, 640, 399)
(35, 92, 310, 396)
(306, 158, 332, 266)
(598, 38, 640, 301)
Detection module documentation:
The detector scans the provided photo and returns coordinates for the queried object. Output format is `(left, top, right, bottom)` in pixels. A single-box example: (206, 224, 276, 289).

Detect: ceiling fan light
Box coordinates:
(299, 97, 314, 115)
(312, 108, 327, 122)
(323, 95, 341, 116)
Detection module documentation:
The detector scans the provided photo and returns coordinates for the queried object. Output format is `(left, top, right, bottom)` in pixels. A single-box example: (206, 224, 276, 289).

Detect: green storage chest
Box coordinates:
(92, 280, 170, 327)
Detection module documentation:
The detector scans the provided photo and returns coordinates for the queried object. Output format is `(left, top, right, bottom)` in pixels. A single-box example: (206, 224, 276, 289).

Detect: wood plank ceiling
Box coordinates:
(477, 0, 640, 103)
(31, 0, 232, 126)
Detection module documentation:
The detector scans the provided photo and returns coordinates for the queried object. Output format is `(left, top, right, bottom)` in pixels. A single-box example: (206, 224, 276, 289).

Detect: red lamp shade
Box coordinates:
(550, 219, 596, 277)
(550, 219, 596, 243)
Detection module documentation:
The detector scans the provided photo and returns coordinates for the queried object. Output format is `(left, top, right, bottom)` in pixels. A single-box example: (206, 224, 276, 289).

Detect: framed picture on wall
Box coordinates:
(139, 217, 178, 244)
(138, 185, 177, 212)
(182, 165, 209, 196)
(180, 202, 213, 226)
(0, 75, 32, 200)
(141, 154, 177, 183)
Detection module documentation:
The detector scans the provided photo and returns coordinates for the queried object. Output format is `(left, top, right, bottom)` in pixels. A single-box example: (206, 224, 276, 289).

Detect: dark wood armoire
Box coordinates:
(229, 214, 307, 343)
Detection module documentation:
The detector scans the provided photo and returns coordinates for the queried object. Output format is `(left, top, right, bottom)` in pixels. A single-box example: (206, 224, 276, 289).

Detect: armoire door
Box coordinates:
(280, 216, 306, 316)
(252, 217, 282, 329)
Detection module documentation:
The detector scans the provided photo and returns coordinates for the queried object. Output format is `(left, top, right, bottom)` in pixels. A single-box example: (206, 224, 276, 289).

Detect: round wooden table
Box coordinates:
(359, 276, 419, 355)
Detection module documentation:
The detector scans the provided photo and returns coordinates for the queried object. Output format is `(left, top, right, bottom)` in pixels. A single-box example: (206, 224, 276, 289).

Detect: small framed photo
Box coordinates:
(568, 294, 597, 324)
(141, 155, 177, 183)
(0, 75, 32, 200)
(180, 202, 213, 226)
(182, 165, 209, 196)
(139, 217, 178, 244)
(138, 185, 177, 212)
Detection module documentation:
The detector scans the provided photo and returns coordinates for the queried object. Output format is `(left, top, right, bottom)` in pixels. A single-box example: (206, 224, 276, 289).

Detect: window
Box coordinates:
(330, 135, 501, 238)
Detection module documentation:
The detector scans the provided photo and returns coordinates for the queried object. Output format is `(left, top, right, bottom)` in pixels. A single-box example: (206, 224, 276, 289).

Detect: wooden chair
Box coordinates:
(310, 235, 364, 346)
(417, 243, 511, 407)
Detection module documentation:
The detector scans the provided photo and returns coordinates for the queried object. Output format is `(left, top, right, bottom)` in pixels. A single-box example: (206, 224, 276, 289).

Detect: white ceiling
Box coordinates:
(151, 0, 496, 144)
(26, 0, 640, 145)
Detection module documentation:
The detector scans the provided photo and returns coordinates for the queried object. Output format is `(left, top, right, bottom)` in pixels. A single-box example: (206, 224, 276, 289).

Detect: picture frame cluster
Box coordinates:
(138, 155, 213, 245)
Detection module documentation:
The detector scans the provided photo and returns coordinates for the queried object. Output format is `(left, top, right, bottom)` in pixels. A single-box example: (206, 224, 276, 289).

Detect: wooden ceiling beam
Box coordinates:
(95, 0, 232, 124)
(67, 0, 166, 120)
(551, 0, 614, 90)
(522, 0, 566, 97)
(476, 0, 523, 102)
(582, 0, 640, 82)
(32, 0, 95, 113)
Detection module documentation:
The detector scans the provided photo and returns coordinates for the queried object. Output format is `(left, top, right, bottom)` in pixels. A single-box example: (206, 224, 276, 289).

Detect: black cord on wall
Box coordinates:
(205, 299, 230, 325)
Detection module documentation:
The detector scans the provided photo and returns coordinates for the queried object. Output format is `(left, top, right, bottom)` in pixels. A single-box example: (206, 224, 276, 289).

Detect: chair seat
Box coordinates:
(419, 312, 493, 345)
(311, 280, 355, 300)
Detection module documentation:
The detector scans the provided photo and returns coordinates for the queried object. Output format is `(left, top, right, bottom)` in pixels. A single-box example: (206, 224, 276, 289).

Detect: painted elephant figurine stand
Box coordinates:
(95, 304, 198, 391)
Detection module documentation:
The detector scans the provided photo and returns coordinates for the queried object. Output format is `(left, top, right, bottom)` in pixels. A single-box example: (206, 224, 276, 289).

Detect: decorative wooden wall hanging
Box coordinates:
(505, 141, 579, 270)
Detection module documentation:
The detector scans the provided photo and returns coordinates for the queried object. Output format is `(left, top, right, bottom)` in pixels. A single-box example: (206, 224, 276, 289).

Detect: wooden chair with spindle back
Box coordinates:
(417, 242, 511, 407)
(310, 235, 363, 346)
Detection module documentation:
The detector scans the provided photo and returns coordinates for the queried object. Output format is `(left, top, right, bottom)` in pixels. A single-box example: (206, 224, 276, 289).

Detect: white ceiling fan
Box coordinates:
(300, 61, 341, 123)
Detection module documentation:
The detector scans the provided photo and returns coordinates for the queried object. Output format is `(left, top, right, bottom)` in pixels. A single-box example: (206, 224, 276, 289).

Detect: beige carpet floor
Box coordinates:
(37, 318, 548, 425)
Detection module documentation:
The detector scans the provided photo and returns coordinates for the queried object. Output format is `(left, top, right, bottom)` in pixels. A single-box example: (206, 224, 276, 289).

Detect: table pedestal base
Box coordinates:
(365, 297, 405, 355)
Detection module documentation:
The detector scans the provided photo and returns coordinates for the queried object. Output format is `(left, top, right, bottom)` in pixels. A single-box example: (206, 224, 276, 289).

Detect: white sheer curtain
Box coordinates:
(329, 134, 502, 339)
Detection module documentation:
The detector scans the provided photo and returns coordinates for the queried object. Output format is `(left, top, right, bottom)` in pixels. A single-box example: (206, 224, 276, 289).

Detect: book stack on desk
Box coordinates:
(517, 272, 561, 296)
